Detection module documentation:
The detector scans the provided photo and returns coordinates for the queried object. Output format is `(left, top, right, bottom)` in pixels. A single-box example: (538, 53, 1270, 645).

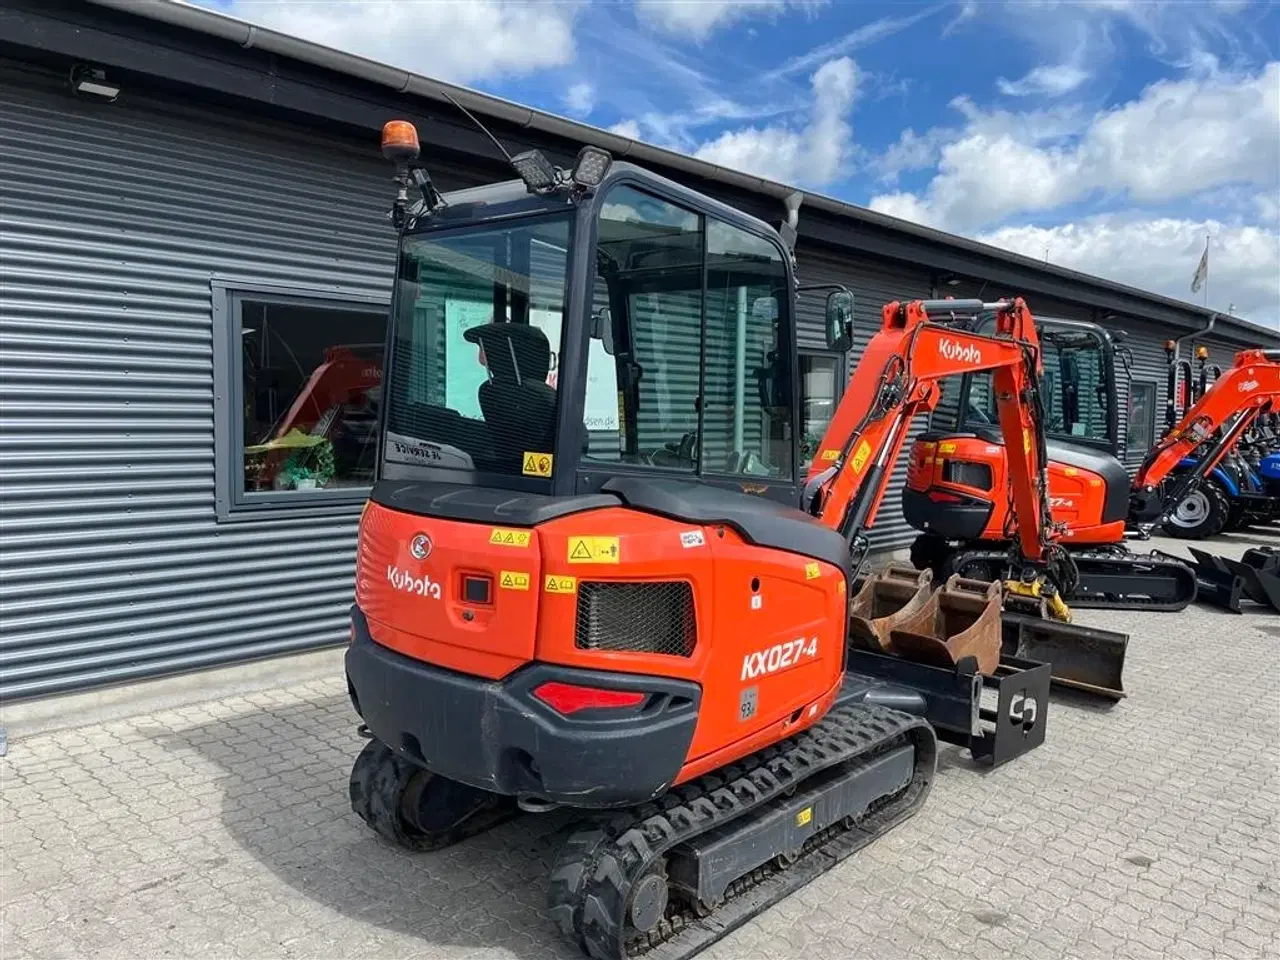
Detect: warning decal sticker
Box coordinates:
(544, 575, 577, 594)
(489, 528, 532, 548)
(499, 571, 530, 591)
(522, 452, 553, 477)
(567, 536, 620, 564)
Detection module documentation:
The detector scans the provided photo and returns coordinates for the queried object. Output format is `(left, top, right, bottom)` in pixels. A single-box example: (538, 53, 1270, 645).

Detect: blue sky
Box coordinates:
(198, 1, 1278, 327)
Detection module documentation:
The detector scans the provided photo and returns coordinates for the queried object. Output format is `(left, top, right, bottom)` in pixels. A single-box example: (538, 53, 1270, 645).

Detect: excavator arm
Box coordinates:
(806, 297, 1056, 576)
(1131, 348, 1280, 524)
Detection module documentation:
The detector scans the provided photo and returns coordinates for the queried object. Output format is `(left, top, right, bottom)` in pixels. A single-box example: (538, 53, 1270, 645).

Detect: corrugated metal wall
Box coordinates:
(0, 65, 483, 699)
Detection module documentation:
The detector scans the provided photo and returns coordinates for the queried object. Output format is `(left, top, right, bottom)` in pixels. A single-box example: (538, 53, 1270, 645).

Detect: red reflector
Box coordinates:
(533, 682, 645, 715)
(928, 491, 963, 503)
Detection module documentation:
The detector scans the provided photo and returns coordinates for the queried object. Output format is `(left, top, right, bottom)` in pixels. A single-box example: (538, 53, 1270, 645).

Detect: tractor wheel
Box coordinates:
(1164, 482, 1231, 540)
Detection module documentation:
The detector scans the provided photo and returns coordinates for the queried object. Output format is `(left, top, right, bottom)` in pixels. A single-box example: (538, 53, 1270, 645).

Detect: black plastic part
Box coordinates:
(666, 745, 916, 906)
(842, 649, 1050, 767)
(601, 475, 852, 573)
(345, 607, 700, 807)
(370, 478, 618, 525)
(901, 487, 994, 540)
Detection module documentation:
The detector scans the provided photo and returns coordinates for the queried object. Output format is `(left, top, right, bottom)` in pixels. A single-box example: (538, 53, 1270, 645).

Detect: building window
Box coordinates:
(1127, 380, 1158, 454)
(213, 281, 389, 519)
(799, 352, 844, 470)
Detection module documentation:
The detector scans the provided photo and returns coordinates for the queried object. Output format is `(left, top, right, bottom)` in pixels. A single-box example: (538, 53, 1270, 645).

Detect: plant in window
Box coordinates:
(279, 437, 336, 490)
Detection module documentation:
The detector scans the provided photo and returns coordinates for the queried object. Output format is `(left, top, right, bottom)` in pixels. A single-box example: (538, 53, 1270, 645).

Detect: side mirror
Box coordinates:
(825, 290, 854, 352)
(590, 307, 616, 356)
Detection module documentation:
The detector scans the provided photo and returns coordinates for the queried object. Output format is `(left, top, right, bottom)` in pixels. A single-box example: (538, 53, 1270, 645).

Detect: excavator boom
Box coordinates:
(807, 297, 1054, 576)
(1135, 348, 1280, 495)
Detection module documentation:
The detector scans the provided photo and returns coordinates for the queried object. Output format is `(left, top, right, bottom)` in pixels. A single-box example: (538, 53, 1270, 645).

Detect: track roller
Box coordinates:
(348, 738, 518, 851)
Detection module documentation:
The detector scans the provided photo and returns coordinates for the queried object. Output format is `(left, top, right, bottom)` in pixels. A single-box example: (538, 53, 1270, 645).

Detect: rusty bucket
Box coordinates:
(889, 575, 1003, 675)
(847, 565, 934, 656)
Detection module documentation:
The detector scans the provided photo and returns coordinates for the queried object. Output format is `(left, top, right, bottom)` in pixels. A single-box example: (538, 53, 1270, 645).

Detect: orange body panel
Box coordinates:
(905, 436, 1124, 545)
(357, 501, 848, 787)
(357, 502, 542, 679)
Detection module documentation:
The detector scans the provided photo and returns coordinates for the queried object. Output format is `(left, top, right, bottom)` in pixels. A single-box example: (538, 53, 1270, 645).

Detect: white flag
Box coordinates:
(1190, 240, 1208, 293)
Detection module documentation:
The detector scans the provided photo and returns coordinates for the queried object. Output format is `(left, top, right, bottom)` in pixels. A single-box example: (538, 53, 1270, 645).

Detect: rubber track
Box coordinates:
(546, 704, 937, 960)
(950, 546, 1198, 612)
(349, 739, 518, 852)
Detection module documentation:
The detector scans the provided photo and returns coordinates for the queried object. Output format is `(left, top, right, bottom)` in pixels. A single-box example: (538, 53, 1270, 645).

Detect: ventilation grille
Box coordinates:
(574, 582, 696, 657)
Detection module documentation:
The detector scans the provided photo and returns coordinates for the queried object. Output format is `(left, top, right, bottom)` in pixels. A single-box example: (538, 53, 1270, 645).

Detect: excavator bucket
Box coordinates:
(847, 565, 934, 655)
(998, 609, 1128, 700)
(889, 575, 1003, 676)
(1182, 546, 1280, 613)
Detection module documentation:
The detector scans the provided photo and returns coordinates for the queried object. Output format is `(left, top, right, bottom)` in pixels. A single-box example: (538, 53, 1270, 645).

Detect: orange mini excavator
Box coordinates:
(344, 119, 1082, 960)
(904, 310, 1279, 609)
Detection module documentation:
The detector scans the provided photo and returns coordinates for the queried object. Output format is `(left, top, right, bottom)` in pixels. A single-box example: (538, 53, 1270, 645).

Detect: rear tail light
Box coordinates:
(533, 682, 646, 715)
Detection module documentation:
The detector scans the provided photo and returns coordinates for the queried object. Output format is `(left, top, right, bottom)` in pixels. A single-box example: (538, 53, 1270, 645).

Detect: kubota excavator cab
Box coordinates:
(348, 122, 885, 818)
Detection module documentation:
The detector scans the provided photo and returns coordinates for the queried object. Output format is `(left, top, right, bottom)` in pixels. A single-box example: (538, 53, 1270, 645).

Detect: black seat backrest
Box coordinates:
(464, 322, 557, 469)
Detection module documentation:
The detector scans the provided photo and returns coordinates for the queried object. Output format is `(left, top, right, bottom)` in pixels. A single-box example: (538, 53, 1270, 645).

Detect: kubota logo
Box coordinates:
(387, 564, 441, 599)
(1239, 379, 1259, 392)
(939, 338, 982, 365)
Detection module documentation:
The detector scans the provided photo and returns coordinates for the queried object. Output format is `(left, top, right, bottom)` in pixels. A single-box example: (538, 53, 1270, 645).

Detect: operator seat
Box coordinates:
(464, 322, 557, 470)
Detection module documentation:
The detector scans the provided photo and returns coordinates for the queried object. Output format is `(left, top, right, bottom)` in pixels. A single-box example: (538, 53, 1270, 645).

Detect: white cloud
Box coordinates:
(634, 1, 825, 42)
(564, 82, 595, 116)
(978, 216, 1280, 328)
(219, 0, 582, 84)
(692, 57, 859, 185)
(609, 119, 643, 140)
(762, 6, 940, 81)
(869, 62, 1280, 232)
(997, 63, 1090, 97)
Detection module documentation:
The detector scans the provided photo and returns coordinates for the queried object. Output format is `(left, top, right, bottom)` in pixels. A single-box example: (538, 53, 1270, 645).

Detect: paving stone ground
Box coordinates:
(2, 530, 1278, 959)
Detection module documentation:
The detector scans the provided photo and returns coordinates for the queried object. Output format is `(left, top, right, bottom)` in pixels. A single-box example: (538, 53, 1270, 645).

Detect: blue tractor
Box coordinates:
(1161, 346, 1280, 539)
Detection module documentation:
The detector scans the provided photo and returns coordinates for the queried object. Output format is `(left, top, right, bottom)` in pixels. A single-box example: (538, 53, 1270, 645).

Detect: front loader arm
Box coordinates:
(806, 298, 1053, 571)
(1134, 349, 1280, 493)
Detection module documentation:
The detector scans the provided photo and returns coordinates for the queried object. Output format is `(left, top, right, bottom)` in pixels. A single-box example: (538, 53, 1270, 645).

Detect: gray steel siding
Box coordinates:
(793, 248, 934, 551)
(0, 66, 464, 699)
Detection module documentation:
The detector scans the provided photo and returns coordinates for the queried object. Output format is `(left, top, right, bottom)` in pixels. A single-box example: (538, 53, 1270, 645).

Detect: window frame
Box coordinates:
(211, 278, 390, 522)
(575, 178, 801, 494)
(1125, 379, 1158, 454)
(797, 349, 847, 471)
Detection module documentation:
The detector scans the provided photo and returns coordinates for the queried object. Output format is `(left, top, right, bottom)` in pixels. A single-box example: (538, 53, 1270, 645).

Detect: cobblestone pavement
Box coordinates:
(2, 532, 1278, 959)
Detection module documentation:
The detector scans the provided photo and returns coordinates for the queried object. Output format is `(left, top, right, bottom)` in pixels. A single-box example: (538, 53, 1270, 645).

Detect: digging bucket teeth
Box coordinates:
(888, 575, 1003, 676)
(847, 565, 934, 655)
(998, 612, 1128, 700)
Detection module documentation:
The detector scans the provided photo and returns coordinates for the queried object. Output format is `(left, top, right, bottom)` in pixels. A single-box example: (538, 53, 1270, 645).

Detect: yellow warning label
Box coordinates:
(804, 562, 821, 580)
(850, 440, 873, 474)
(820, 448, 840, 462)
(489, 528, 532, 548)
(567, 536, 620, 564)
(796, 807, 813, 827)
(938, 442, 957, 454)
(838, 579, 847, 596)
(1023, 430, 1033, 455)
(499, 571, 530, 591)
(522, 451, 553, 477)
(544, 574, 577, 594)
(1063, 467, 1079, 476)
(1088, 478, 1102, 487)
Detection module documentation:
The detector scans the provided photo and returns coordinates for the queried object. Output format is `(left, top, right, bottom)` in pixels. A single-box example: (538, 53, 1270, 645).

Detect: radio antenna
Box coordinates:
(436, 88, 514, 164)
